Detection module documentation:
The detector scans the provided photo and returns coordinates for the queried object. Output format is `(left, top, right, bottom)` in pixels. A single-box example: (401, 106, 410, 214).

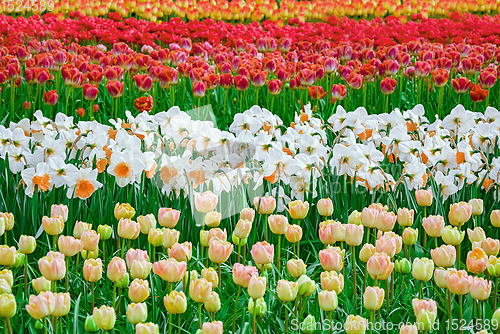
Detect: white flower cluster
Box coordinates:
(0, 103, 498, 201)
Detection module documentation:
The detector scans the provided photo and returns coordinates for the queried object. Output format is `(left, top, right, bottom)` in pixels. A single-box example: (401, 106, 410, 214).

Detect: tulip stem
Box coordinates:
(252, 308, 257, 334)
(494, 277, 498, 310)
(434, 237, 438, 248)
(369, 310, 374, 334)
(9, 80, 15, 120)
(232, 285, 242, 333)
(418, 280, 422, 299)
(284, 302, 288, 334)
(328, 311, 333, 334)
(177, 315, 181, 334)
(112, 284, 117, 310)
(351, 245, 357, 305)
(218, 263, 221, 286)
(198, 302, 202, 330)
(169, 313, 173, 334)
(65, 257, 69, 293)
(52, 235, 57, 252)
(385, 279, 390, 310)
(24, 255, 28, 298)
(459, 294, 463, 334)
(91, 282, 95, 310)
(121, 238, 125, 259)
(237, 244, 241, 264)
(264, 214, 268, 241)
(363, 266, 367, 292)
(365, 227, 370, 245)
(447, 289, 452, 334)
(277, 234, 281, 272)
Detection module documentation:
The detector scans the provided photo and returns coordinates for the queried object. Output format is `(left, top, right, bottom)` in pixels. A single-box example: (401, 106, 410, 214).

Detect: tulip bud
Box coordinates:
(247, 275, 266, 300)
(253, 196, 276, 215)
(318, 290, 338, 312)
(33, 276, 51, 293)
(81, 230, 100, 252)
(442, 226, 465, 245)
(469, 198, 483, 216)
(18, 235, 36, 254)
(107, 257, 127, 282)
(97, 225, 112, 240)
(0, 294, 16, 318)
(148, 228, 164, 247)
(92, 305, 116, 330)
(114, 203, 135, 220)
(363, 286, 384, 311)
(201, 268, 219, 289)
(317, 198, 333, 217)
(85, 315, 99, 332)
(348, 210, 362, 225)
(297, 275, 316, 297)
(287, 259, 307, 278)
(412, 258, 434, 282)
(190, 278, 213, 303)
(301, 314, 316, 334)
(204, 291, 221, 313)
(204, 211, 221, 228)
(403, 227, 418, 246)
(320, 271, 344, 294)
(277, 280, 298, 302)
(268, 215, 288, 235)
(127, 303, 148, 324)
(42, 216, 65, 236)
(287, 200, 309, 220)
(359, 244, 376, 262)
(415, 189, 433, 207)
(248, 297, 267, 316)
(234, 219, 252, 239)
(73, 221, 92, 239)
(12, 252, 25, 268)
(239, 208, 255, 222)
(395, 258, 411, 275)
(163, 290, 188, 314)
(52, 293, 71, 317)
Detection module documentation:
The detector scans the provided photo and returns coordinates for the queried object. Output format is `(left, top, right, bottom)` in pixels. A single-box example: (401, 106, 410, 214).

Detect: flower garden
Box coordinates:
(1, 3, 500, 334)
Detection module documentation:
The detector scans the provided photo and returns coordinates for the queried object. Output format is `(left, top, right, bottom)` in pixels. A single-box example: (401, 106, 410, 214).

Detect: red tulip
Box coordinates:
(44, 90, 58, 106)
(234, 75, 249, 91)
(346, 72, 363, 90)
(308, 85, 327, 99)
(452, 77, 471, 94)
(135, 95, 154, 112)
(192, 81, 206, 98)
(250, 70, 268, 87)
(104, 66, 124, 81)
(267, 79, 283, 95)
(431, 69, 449, 87)
(331, 84, 347, 101)
(134, 74, 153, 92)
(107, 81, 124, 98)
(220, 74, 233, 89)
(380, 78, 397, 95)
(83, 84, 99, 101)
(470, 83, 488, 102)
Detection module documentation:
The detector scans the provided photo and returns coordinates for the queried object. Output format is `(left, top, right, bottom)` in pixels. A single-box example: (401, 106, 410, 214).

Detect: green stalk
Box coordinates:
(352, 245, 356, 305)
(24, 255, 28, 298)
(198, 303, 203, 330)
(10, 80, 15, 120)
(65, 257, 69, 293)
(4, 318, 12, 334)
(169, 313, 173, 334)
(418, 280, 422, 299)
(232, 285, 242, 333)
(91, 282, 94, 310)
(277, 234, 281, 272)
(370, 310, 374, 334)
(494, 277, 498, 310)
(284, 302, 288, 334)
(437, 86, 444, 119)
(459, 294, 463, 334)
(447, 289, 452, 334)
(252, 308, 257, 334)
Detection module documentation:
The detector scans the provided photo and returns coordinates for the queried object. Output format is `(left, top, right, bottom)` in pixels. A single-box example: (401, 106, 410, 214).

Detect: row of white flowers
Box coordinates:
(1, 103, 498, 204)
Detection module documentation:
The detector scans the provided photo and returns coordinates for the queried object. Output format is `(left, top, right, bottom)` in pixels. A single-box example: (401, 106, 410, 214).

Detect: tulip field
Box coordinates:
(3, 4, 500, 334)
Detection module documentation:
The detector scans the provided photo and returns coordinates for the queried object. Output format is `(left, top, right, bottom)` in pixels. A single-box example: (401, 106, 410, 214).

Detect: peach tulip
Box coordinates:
(412, 258, 434, 282)
(73, 221, 91, 239)
(449, 202, 472, 225)
(430, 245, 456, 268)
(250, 241, 274, 265)
(163, 229, 180, 249)
(445, 269, 472, 295)
(285, 224, 302, 243)
(319, 246, 344, 272)
(232, 263, 258, 288)
(490, 210, 500, 227)
(51, 204, 68, 222)
(318, 221, 335, 245)
(321, 271, 344, 294)
(363, 286, 384, 311)
(469, 198, 483, 216)
(466, 247, 488, 274)
(397, 208, 414, 227)
(359, 244, 376, 262)
(163, 290, 188, 314)
(117, 218, 140, 240)
(467, 227, 486, 243)
(158, 208, 180, 228)
(375, 211, 397, 232)
(268, 215, 288, 235)
(208, 239, 233, 264)
(248, 275, 266, 299)
(195, 191, 218, 213)
(317, 198, 333, 217)
(234, 219, 252, 239)
(26, 291, 55, 319)
(253, 196, 276, 215)
(83, 258, 103, 282)
(153, 259, 187, 282)
(137, 214, 156, 234)
(0, 246, 16, 266)
(239, 208, 255, 222)
(422, 215, 445, 237)
(81, 230, 100, 251)
(189, 277, 212, 303)
(470, 277, 491, 301)
(58, 236, 82, 257)
(107, 257, 127, 282)
(201, 321, 223, 334)
(366, 252, 394, 280)
(276, 280, 298, 302)
(129, 279, 149, 303)
(127, 302, 147, 324)
(361, 207, 378, 228)
(287, 259, 307, 278)
(201, 268, 219, 289)
(42, 216, 64, 236)
(344, 315, 367, 334)
(318, 290, 338, 312)
(130, 260, 152, 279)
(415, 189, 433, 207)
(168, 242, 192, 262)
(52, 292, 71, 317)
(434, 268, 448, 288)
(92, 305, 116, 330)
(39, 251, 66, 281)
(114, 203, 135, 220)
(287, 200, 309, 220)
(18, 235, 36, 254)
(126, 249, 149, 268)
